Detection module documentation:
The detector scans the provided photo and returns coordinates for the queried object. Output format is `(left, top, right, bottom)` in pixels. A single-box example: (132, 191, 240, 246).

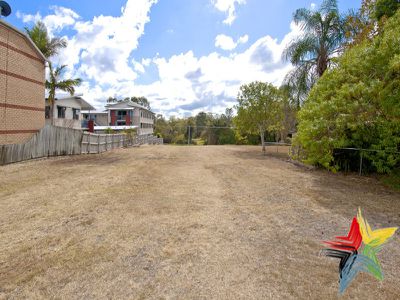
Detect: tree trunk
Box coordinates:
(260, 126, 266, 154)
(50, 102, 54, 126)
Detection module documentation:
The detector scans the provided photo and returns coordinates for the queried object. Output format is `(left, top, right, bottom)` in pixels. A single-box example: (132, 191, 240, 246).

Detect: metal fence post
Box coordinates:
(359, 151, 363, 176)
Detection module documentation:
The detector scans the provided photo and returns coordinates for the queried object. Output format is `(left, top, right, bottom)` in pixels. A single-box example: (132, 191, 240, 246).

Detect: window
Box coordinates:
(72, 108, 80, 120)
(57, 106, 66, 119)
(116, 111, 127, 125)
(117, 110, 127, 120)
(128, 111, 133, 125)
(45, 106, 51, 119)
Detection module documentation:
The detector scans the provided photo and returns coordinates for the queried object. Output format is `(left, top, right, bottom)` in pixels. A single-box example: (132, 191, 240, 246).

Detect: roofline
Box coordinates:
(48, 95, 95, 111)
(94, 126, 139, 130)
(0, 19, 47, 62)
(81, 110, 108, 114)
(105, 100, 154, 113)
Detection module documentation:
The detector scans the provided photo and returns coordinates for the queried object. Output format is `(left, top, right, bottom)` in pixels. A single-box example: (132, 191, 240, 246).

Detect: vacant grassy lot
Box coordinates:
(1, 145, 399, 299)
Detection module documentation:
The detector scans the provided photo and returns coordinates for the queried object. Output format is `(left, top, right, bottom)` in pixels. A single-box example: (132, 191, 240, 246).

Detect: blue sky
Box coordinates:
(7, 0, 361, 116)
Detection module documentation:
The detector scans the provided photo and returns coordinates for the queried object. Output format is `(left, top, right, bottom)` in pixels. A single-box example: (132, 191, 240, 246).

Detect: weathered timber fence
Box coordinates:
(0, 125, 163, 165)
(81, 132, 126, 154)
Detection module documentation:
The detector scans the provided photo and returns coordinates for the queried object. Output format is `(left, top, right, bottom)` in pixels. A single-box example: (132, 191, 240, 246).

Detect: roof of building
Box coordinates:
(81, 110, 108, 114)
(46, 94, 95, 111)
(94, 126, 138, 131)
(105, 100, 154, 113)
(0, 19, 47, 62)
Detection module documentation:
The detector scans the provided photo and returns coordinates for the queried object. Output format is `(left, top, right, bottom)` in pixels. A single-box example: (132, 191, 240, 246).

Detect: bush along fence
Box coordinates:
(0, 125, 163, 165)
(266, 142, 400, 175)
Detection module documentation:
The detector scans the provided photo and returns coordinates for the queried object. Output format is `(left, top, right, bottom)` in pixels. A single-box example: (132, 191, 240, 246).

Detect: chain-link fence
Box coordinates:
(265, 142, 400, 175)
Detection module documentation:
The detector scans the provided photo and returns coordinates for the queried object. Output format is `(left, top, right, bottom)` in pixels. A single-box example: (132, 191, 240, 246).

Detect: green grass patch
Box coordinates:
(380, 169, 400, 191)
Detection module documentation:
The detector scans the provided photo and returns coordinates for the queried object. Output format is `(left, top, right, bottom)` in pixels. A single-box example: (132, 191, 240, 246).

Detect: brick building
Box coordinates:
(0, 20, 46, 145)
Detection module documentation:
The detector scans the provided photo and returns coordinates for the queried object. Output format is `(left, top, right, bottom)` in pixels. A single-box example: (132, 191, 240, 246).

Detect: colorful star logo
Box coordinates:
(323, 208, 397, 294)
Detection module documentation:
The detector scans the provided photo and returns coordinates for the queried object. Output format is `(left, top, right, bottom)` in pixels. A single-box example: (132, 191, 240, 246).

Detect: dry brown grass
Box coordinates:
(0, 145, 399, 299)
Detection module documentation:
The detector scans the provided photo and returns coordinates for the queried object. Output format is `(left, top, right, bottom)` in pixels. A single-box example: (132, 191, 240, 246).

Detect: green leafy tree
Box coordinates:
(344, 1, 376, 47)
(107, 97, 119, 103)
(375, 0, 400, 20)
(125, 97, 151, 110)
(25, 21, 67, 58)
(235, 82, 283, 152)
(46, 63, 82, 124)
(295, 10, 400, 173)
(195, 112, 207, 138)
(283, 0, 345, 103)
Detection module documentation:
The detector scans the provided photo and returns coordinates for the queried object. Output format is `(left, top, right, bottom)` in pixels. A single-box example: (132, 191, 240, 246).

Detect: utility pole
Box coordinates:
(187, 125, 191, 145)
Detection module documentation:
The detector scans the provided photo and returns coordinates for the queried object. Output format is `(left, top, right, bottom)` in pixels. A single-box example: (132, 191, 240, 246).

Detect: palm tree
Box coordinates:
(46, 63, 82, 124)
(283, 0, 345, 105)
(25, 21, 67, 58)
(26, 22, 82, 124)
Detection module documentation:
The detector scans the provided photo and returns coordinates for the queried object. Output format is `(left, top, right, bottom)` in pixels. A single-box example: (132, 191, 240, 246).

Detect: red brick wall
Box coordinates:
(0, 22, 46, 145)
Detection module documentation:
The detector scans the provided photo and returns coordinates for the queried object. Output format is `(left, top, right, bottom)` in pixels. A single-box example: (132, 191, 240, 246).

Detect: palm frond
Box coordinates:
(54, 65, 68, 79)
(47, 37, 68, 57)
(55, 79, 82, 96)
(283, 35, 318, 65)
(320, 0, 339, 15)
(283, 0, 345, 105)
(25, 21, 67, 58)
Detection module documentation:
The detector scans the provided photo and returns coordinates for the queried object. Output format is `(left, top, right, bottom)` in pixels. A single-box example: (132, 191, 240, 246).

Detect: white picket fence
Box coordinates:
(0, 125, 163, 165)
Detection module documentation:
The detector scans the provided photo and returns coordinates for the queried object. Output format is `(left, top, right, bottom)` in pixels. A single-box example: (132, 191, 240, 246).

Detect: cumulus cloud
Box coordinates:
(18, 0, 157, 84)
(136, 22, 301, 116)
(212, 0, 246, 25)
(16, 6, 79, 35)
(215, 34, 248, 50)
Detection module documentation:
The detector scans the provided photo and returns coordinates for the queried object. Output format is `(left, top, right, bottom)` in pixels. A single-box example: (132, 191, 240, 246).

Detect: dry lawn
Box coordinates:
(0, 145, 399, 299)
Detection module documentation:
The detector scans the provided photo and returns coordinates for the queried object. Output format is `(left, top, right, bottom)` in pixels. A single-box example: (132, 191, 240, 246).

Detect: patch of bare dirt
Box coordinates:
(0, 145, 399, 299)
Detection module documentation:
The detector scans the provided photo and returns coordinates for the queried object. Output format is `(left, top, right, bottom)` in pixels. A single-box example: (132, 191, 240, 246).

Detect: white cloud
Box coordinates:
(212, 0, 246, 25)
(310, 3, 317, 10)
(215, 34, 248, 50)
(132, 59, 145, 73)
(17, 6, 79, 35)
(19, 0, 158, 84)
(238, 34, 249, 44)
(141, 58, 151, 67)
(132, 22, 301, 116)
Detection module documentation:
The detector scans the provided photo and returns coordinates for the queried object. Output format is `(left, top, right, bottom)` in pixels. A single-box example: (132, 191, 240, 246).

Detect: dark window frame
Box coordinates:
(57, 106, 66, 119)
(72, 108, 80, 120)
(45, 106, 51, 119)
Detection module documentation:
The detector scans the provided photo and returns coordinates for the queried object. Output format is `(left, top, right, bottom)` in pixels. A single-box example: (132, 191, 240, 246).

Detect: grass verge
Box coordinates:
(380, 168, 400, 191)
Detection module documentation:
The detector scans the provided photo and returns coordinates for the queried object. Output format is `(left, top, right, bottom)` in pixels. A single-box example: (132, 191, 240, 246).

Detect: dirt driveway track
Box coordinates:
(1, 145, 399, 299)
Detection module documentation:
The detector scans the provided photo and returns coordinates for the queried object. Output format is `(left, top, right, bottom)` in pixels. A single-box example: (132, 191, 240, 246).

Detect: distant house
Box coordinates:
(45, 94, 95, 129)
(102, 100, 155, 135)
(0, 20, 47, 145)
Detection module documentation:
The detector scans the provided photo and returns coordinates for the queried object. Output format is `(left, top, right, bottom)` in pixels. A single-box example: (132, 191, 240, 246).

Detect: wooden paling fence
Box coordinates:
(0, 125, 163, 165)
(81, 132, 126, 154)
